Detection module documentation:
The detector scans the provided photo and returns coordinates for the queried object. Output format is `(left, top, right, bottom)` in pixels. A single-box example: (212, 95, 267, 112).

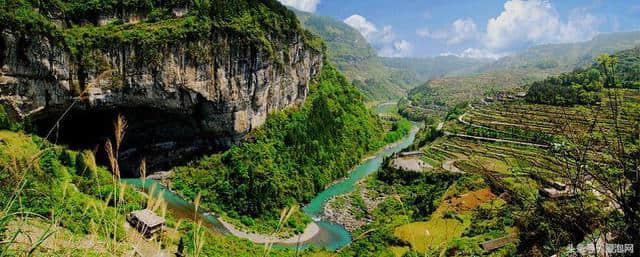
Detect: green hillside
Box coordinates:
(171, 65, 388, 234)
(1, 0, 323, 75)
(481, 31, 640, 74)
(293, 10, 490, 101)
(404, 31, 640, 117)
(527, 46, 640, 106)
(293, 9, 413, 100)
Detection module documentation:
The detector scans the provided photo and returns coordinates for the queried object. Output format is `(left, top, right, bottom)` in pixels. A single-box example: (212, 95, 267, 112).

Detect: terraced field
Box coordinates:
(392, 91, 640, 256)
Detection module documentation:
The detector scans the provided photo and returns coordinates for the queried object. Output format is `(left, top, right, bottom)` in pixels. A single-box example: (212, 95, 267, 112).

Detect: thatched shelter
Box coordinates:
(127, 209, 165, 238)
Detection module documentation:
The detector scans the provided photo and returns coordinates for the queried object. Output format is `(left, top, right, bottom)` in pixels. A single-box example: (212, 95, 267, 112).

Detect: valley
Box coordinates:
(0, 1, 639, 257)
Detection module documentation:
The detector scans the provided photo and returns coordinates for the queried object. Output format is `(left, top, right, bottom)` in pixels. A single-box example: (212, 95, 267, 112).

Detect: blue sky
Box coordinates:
(278, 0, 640, 58)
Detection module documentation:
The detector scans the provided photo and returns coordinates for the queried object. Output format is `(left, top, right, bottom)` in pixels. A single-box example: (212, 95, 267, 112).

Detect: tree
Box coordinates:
(556, 74, 640, 248)
(596, 54, 618, 88)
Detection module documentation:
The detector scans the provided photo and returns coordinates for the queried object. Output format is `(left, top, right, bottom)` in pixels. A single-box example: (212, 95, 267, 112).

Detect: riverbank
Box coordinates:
(211, 124, 419, 246)
(217, 218, 320, 244)
(323, 125, 420, 190)
(124, 121, 419, 251)
(322, 181, 387, 232)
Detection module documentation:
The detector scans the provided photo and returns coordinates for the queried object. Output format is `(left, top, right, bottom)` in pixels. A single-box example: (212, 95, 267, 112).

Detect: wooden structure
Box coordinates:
(127, 209, 165, 238)
(480, 234, 519, 251)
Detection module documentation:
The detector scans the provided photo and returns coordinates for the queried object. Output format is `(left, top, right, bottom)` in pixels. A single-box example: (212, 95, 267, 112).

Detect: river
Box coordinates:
(290, 123, 419, 250)
(122, 115, 419, 251)
(374, 101, 397, 114)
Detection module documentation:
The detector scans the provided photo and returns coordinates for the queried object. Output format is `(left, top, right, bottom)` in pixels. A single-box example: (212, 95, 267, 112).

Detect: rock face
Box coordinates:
(323, 182, 386, 232)
(0, 31, 322, 172)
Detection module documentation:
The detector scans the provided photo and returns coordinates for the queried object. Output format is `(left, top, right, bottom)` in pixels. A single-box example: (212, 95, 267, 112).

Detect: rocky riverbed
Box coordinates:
(322, 182, 386, 232)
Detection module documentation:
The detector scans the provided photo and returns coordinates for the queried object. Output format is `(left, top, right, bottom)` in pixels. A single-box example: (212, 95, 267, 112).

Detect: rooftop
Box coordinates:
(131, 209, 165, 228)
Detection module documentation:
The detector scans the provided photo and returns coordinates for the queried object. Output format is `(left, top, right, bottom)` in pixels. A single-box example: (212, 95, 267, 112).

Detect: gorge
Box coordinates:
(1, 23, 322, 174)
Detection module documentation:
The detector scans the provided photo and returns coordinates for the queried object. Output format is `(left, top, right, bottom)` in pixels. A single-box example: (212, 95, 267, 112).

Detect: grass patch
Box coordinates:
(394, 188, 496, 254)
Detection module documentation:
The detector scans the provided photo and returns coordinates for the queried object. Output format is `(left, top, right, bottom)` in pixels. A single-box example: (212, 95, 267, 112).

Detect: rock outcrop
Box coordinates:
(0, 30, 322, 172)
(323, 182, 386, 232)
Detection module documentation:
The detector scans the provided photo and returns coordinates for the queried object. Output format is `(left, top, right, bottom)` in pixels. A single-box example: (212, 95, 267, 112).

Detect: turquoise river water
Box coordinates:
(122, 122, 419, 251)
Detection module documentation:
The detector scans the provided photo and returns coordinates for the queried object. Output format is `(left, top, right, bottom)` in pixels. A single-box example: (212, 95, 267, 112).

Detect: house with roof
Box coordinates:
(127, 209, 165, 238)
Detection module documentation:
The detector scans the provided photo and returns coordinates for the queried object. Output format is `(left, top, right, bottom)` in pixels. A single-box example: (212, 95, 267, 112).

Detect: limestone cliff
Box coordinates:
(0, 30, 322, 171)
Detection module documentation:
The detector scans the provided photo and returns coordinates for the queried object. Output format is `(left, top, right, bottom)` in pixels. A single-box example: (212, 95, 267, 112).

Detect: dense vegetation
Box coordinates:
(293, 10, 489, 101)
(479, 31, 640, 74)
(293, 9, 416, 100)
(402, 32, 640, 114)
(1, 0, 323, 78)
(0, 114, 146, 247)
(527, 48, 640, 106)
(336, 168, 456, 257)
(408, 121, 443, 151)
(382, 118, 412, 145)
(171, 65, 385, 230)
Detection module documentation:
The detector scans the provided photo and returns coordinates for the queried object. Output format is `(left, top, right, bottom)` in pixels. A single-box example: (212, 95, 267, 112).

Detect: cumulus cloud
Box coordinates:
(417, 18, 478, 45)
(485, 0, 599, 49)
(277, 0, 320, 13)
(438, 0, 600, 59)
(344, 15, 377, 38)
(344, 14, 413, 57)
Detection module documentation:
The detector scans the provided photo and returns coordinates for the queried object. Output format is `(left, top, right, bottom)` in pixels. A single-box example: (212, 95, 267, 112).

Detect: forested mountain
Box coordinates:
(293, 9, 410, 100)
(0, 0, 390, 255)
(293, 9, 490, 101)
(405, 31, 640, 111)
(2, 1, 639, 256)
(479, 31, 640, 74)
(527, 46, 640, 106)
(171, 65, 386, 228)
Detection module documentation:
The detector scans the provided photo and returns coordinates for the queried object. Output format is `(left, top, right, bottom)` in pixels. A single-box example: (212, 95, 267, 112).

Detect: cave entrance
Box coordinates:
(34, 107, 226, 178)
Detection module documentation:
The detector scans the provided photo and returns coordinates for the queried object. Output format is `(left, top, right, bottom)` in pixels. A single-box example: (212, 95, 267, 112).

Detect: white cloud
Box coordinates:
(344, 15, 413, 57)
(440, 0, 601, 60)
(380, 26, 396, 43)
(344, 15, 378, 38)
(485, 0, 599, 49)
(379, 40, 414, 58)
(417, 18, 478, 45)
(277, 0, 320, 13)
(449, 18, 478, 44)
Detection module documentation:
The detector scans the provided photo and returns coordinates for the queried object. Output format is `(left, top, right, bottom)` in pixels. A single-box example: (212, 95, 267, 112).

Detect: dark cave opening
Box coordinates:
(34, 107, 227, 178)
